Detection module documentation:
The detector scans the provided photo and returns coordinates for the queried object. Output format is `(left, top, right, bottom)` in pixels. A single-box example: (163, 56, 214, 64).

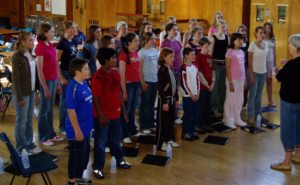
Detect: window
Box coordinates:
(278, 5, 287, 24)
(256, 5, 264, 22)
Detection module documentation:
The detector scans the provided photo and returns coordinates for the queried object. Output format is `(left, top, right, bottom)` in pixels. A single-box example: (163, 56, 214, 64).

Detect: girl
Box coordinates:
(11, 31, 41, 154)
(119, 32, 140, 143)
(114, 21, 128, 55)
(83, 24, 102, 75)
(208, 11, 228, 38)
(237, 24, 250, 108)
(247, 26, 269, 125)
(159, 16, 181, 46)
(56, 21, 78, 135)
(224, 33, 247, 128)
(36, 23, 63, 146)
(138, 21, 153, 41)
(182, 18, 199, 47)
(185, 26, 204, 55)
(210, 21, 230, 117)
(180, 47, 200, 141)
(157, 48, 180, 151)
(264, 22, 276, 107)
(139, 32, 159, 134)
(99, 34, 116, 49)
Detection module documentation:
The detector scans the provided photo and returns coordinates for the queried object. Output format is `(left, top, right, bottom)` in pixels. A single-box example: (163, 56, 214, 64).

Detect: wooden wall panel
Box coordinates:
(0, 0, 21, 27)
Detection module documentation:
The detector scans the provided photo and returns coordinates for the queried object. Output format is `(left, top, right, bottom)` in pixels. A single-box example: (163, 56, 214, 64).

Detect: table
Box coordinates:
(0, 28, 19, 42)
(0, 51, 14, 58)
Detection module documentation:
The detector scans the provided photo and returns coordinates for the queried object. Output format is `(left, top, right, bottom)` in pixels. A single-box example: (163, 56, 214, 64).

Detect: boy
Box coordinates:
(195, 37, 216, 133)
(65, 58, 93, 185)
(180, 47, 201, 141)
(92, 47, 131, 179)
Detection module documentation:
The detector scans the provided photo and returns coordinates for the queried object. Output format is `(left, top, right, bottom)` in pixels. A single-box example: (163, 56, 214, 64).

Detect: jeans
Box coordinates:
(280, 100, 300, 151)
(139, 82, 157, 130)
(247, 72, 266, 119)
(122, 82, 140, 138)
(38, 80, 57, 142)
(198, 90, 214, 128)
(59, 71, 71, 132)
(93, 118, 124, 170)
(182, 97, 199, 136)
(13, 91, 37, 153)
(68, 136, 90, 179)
(211, 64, 226, 113)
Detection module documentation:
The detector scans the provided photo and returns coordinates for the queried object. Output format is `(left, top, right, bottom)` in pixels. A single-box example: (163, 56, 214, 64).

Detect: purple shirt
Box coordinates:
(161, 39, 182, 73)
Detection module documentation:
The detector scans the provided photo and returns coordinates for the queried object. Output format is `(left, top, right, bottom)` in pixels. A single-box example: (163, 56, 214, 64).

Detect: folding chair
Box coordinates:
(0, 64, 12, 120)
(0, 132, 57, 185)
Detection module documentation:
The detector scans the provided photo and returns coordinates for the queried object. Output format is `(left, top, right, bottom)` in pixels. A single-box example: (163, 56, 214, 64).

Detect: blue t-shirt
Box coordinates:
(65, 79, 93, 140)
(138, 47, 158, 82)
(56, 38, 78, 71)
(74, 31, 86, 45)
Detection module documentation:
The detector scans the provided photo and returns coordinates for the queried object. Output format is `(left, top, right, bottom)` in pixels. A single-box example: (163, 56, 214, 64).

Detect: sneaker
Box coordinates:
(134, 132, 144, 137)
(52, 136, 64, 142)
(93, 169, 104, 179)
(225, 123, 236, 129)
(168, 140, 180, 147)
(117, 161, 131, 169)
(142, 129, 151, 134)
(105, 147, 110, 153)
(28, 146, 42, 154)
(183, 134, 193, 141)
(42, 139, 54, 146)
(175, 118, 183, 125)
(235, 120, 247, 127)
(122, 137, 132, 144)
(77, 178, 92, 185)
(160, 142, 167, 151)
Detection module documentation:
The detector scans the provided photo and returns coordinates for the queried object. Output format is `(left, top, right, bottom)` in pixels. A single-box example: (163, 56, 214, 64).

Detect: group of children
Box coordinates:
(9, 10, 277, 185)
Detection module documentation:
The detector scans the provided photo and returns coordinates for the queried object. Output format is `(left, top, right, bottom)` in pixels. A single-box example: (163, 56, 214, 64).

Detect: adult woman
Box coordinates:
(271, 34, 300, 171)
(83, 24, 102, 75)
(36, 23, 64, 146)
(114, 21, 128, 55)
(12, 31, 41, 154)
(56, 21, 78, 134)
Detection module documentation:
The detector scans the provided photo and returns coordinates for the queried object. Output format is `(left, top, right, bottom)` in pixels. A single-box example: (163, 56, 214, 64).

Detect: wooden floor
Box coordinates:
(1, 81, 300, 185)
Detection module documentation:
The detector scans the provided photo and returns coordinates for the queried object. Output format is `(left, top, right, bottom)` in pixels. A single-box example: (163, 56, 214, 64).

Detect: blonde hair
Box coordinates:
(212, 11, 224, 27)
(15, 31, 32, 53)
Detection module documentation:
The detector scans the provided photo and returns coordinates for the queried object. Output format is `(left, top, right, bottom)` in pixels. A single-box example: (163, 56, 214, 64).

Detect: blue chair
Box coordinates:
(0, 132, 57, 185)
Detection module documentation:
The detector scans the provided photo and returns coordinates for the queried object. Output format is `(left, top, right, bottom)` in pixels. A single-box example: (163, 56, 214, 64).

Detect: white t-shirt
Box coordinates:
(29, 59, 36, 91)
(265, 39, 275, 63)
(159, 30, 181, 46)
(248, 41, 268, 74)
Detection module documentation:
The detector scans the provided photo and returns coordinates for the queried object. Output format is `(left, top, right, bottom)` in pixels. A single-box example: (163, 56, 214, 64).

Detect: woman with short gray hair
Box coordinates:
(271, 34, 300, 171)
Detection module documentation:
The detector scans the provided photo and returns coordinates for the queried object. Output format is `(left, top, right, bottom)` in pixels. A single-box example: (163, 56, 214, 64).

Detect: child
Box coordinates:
(139, 32, 159, 134)
(182, 18, 199, 47)
(185, 26, 204, 55)
(247, 26, 269, 125)
(180, 47, 200, 141)
(157, 48, 180, 151)
(224, 33, 247, 128)
(195, 37, 215, 132)
(65, 58, 93, 185)
(92, 48, 131, 179)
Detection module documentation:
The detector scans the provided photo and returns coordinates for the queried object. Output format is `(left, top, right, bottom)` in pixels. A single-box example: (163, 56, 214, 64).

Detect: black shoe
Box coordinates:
(93, 169, 104, 179)
(117, 161, 131, 169)
(77, 178, 92, 185)
(191, 134, 200, 140)
(183, 134, 194, 141)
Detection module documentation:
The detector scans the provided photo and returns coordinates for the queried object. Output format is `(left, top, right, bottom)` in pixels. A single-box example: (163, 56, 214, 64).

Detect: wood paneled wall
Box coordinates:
(0, 0, 22, 27)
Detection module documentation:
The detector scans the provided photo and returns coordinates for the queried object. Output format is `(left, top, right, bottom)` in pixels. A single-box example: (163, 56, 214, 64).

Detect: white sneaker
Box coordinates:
(122, 137, 132, 144)
(28, 146, 42, 154)
(168, 140, 180, 148)
(105, 147, 110, 153)
(225, 123, 237, 129)
(161, 142, 167, 151)
(134, 132, 144, 137)
(142, 129, 151, 134)
(175, 118, 183, 125)
(42, 139, 54, 146)
(236, 120, 247, 127)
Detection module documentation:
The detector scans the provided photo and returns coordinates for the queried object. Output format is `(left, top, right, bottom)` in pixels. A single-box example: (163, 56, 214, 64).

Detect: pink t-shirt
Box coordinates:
(225, 49, 245, 80)
(118, 51, 140, 83)
(35, 41, 57, 80)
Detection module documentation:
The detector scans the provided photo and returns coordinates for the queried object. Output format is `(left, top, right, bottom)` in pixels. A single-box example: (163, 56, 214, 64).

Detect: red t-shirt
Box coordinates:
(118, 51, 140, 83)
(35, 41, 57, 80)
(91, 68, 121, 121)
(195, 53, 213, 90)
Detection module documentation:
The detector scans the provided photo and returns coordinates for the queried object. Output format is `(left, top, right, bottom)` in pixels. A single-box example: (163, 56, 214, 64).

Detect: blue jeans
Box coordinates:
(139, 82, 157, 130)
(93, 118, 124, 170)
(59, 71, 71, 132)
(122, 82, 139, 138)
(68, 136, 90, 179)
(198, 90, 213, 128)
(280, 100, 300, 151)
(13, 91, 37, 153)
(247, 72, 266, 118)
(38, 80, 57, 142)
(182, 97, 199, 136)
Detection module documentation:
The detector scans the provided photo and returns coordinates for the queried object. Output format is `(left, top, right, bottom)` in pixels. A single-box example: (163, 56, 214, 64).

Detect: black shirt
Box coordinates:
(56, 38, 78, 71)
(276, 57, 300, 103)
(213, 35, 229, 60)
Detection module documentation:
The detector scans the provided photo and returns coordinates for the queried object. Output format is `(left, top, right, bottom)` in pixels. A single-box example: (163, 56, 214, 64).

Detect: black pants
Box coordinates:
(156, 97, 176, 149)
(68, 136, 90, 179)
